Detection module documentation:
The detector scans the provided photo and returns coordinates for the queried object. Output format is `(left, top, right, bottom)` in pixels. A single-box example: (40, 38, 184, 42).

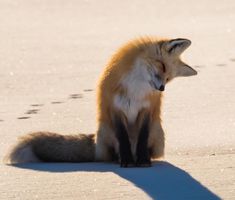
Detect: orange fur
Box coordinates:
(95, 37, 197, 163)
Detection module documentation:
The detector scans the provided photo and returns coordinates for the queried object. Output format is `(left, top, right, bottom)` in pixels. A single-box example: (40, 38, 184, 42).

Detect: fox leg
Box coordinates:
(148, 121, 165, 159)
(113, 115, 134, 167)
(95, 123, 119, 162)
(136, 115, 151, 167)
(95, 139, 111, 162)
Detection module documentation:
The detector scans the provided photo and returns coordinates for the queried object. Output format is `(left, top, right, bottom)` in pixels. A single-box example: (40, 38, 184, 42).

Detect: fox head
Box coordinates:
(139, 38, 197, 91)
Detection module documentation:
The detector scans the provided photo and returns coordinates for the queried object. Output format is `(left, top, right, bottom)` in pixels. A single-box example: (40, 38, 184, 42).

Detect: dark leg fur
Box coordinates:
(109, 146, 119, 162)
(136, 115, 151, 167)
(114, 115, 134, 167)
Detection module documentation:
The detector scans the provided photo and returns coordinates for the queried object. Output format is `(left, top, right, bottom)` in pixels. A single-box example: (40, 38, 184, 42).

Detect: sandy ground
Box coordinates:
(0, 0, 235, 199)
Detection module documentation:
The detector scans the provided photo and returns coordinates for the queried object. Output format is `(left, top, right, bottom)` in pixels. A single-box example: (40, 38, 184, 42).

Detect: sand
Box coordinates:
(0, 0, 234, 199)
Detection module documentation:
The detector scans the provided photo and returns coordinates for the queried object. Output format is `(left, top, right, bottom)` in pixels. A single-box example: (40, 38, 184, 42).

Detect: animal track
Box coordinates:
(25, 109, 39, 115)
(69, 94, 83, 99)
(194, 65, 205, 69)
(17, 117, 30, 120)
(216, 63, 227, 67)
(230, 58, 235, 62)
(84, 89, 94, 92)
(30, 104, 44, 107)
(51, 101, 64, 104)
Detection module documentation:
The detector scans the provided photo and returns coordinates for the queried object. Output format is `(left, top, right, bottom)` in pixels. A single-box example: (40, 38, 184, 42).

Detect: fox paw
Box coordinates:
(135, 158, 152, 167)
(120, 157, 135, 168)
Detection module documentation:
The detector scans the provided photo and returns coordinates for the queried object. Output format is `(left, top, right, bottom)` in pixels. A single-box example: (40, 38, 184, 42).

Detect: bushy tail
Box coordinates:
(4, 132, 95, 164)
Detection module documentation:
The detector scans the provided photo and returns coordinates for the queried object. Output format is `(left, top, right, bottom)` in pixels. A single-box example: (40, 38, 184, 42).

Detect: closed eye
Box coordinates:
(155, 60, 166, 73)
(162, 63, 166, 73)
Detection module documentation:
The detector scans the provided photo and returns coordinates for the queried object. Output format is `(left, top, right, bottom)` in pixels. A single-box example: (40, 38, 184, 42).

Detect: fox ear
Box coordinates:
(167, 38, 191, 55)
(177, 65, 197, 77)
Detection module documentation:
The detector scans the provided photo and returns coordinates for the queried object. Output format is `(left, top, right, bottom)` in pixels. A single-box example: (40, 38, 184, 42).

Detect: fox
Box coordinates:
(4, 37, 197, 167)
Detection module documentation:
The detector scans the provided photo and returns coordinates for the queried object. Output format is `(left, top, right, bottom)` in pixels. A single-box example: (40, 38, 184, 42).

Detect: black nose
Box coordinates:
(159, 85, 165, 91)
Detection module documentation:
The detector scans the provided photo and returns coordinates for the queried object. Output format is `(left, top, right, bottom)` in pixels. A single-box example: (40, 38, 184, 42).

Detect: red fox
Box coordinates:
(4, 37, 197, 167)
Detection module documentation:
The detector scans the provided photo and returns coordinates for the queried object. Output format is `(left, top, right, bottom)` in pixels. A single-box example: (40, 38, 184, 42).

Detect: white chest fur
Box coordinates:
(113, 58, 153, 123)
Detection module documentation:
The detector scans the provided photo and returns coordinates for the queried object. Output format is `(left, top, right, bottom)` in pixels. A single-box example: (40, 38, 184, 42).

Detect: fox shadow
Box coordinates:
(13, 161, 220, 200)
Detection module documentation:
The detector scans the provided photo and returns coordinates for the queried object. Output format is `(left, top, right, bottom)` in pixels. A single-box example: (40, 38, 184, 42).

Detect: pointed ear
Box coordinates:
(177, 65, 197, 77)
(166, 38, 191, 55)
